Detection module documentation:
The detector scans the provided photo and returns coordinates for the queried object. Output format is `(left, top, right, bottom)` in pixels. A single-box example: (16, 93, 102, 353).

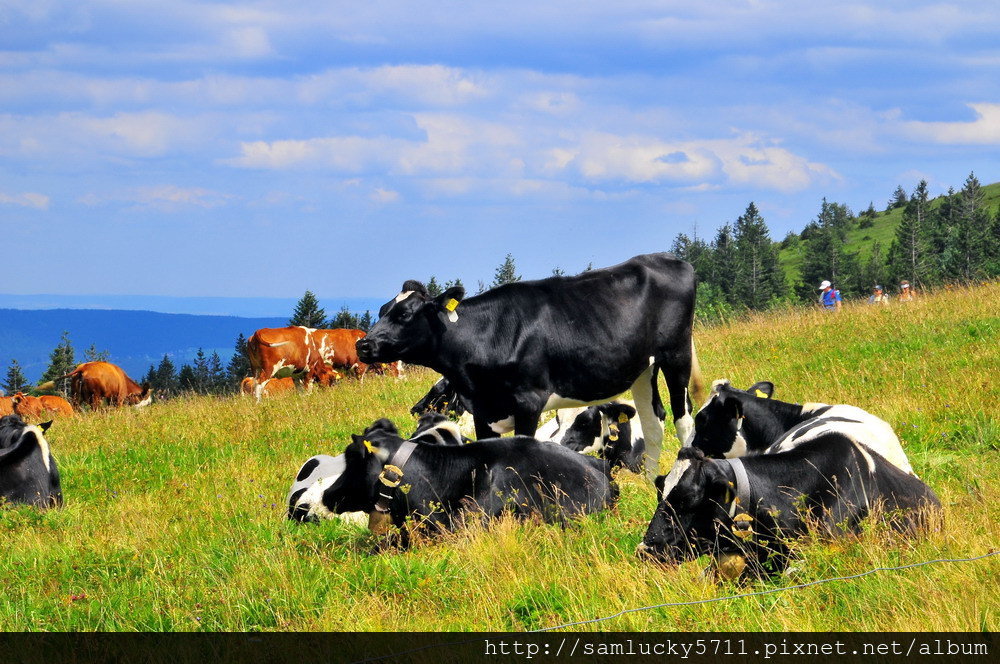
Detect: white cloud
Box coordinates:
(0, 191, 49, 210)
(80, 185, 231, 211)
(901, 103, 1000, 145)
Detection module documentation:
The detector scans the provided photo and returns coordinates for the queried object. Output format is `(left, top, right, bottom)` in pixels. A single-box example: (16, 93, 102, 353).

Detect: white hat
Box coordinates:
(819, 280, 831, 290)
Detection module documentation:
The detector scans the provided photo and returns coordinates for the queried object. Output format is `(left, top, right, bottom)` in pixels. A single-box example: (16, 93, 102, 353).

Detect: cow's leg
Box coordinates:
(659, 351, 695, 447)
(631, 365, 665, 482)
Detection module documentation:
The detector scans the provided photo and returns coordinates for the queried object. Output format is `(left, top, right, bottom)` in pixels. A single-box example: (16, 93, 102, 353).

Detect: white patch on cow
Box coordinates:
(420, 420, 463, 445)
(394, 290, 415, 304)
(132, 393, 153, 408)
(660, 459, 692, 501)
(295, 474, 340, 520)
(542, 393, 593, 412)
(631, 366, 666, 482)
(489, 416, 516, 434)
(457, 412, 476, 437)
(22, 425, 52, 473)
(724, 433, 748, 458)
(769, 405, 913, 475)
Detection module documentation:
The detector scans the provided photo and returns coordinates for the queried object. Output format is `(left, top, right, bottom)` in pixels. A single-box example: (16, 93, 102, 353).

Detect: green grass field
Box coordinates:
(2, 283, 998, 632)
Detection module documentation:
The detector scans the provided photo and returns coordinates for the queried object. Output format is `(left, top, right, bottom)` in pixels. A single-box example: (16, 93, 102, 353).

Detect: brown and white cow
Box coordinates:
(247, 327, 339, 400)
(0, 396, 14, 417)
(314, 328, 368, 378)
(65, 362, 152, 409)
(12, 393, 74, 420)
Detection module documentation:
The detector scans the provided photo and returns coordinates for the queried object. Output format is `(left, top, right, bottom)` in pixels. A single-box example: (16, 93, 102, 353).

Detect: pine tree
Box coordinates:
(227, 334, 251, 390)
(491, 253, 521, 288)
(358, 311, 373, 332)
(862, 240, 888, 291)
(3, 360, 28, 395)
(154, 354, 178, 398)
(83, 344, 110, 362)
(732, 202, 786, 310)
(177, 365, 197, 393)
(426, 276, 443, 297)
(944, 172, 991, 281)
(707, 223, 738, 303)
(887, 185, 908, 211)
(289, 290, 327, 328)
(798, 199, 860, 299)
(887, 179, 932, 287)
(39, 331, 76, 398)
(191, 348, 210, 394)
(208, 352, 227, 394)
(551, 267, 565, 277)
(329, 305, 361, 329)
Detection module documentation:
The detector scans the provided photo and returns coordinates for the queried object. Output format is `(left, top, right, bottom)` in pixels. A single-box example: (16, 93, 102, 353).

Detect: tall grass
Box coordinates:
(1, 284, 997, 631)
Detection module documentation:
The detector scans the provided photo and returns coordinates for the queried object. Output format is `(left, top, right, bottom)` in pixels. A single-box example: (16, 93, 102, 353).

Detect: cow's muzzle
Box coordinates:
(355, 338, 375, 363)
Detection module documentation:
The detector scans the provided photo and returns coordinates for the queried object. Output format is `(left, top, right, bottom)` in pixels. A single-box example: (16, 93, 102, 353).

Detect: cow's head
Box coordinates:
(311, 419, 406, 516)
(687, 380, 773, 457)
(125, 384, 153, 408)
(559, 402, 637, 464)
(356, 281, 465, 364)
(637, 447, 733, 564)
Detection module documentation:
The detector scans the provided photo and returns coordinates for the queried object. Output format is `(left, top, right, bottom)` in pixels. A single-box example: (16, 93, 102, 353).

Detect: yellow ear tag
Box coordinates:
(444, 298, 459, 312)
(363, 439, 375, 454)
(618, 413, 629, 424)
(755, 388, 769, 398)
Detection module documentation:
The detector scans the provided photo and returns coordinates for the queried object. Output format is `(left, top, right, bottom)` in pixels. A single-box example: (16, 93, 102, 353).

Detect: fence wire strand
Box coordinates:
(532, 550, 1000, 632)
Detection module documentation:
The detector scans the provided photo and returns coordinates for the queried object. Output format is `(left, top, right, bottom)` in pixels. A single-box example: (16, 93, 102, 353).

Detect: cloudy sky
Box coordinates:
(2, 1, 998, 311)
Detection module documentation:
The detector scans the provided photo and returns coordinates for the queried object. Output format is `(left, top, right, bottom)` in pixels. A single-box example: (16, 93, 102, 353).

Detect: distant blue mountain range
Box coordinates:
(0, 308, 367, 384)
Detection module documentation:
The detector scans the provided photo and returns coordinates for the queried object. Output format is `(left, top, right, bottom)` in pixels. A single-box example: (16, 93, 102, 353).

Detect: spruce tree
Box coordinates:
(208, 352, 227, 394)
(732, 202, 786, 310)
(192, 348, 210, 394)
(39, 331, 76, 398)
(83, 344, 110, 362)
(155, 354, 178, 398)
(491, 254, 521, 288)
(329, 305, 360, 329)
(177, 365, 197, 393)
(3, 360, 28, 395)
(708, 223, 738, 304)
(887, 179, 932, 287)
(945, 172, 990, 281)
(289, 290, 327, 328)
(426, 276, 443, 297)
(227, 334, 251, 390)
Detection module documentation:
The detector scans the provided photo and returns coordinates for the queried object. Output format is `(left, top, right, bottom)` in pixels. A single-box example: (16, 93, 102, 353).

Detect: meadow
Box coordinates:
(1, 284, 997, 632)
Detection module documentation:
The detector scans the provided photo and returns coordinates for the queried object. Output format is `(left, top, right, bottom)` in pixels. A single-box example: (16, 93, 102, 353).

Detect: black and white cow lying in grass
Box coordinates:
(637, 441, 940, 577)
(286, 414, 465, 523)
(687, 380, 915, 477)
(307, 418, 617, 547)
(0, 415, 62, 508)
(538, 401, 646, 473)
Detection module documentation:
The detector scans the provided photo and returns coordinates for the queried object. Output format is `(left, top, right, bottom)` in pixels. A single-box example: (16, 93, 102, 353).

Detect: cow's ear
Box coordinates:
(39, 420, 53, 433)
(653, 474, 667, 496)
(434, 286, 465, 319)
(747, 381, 773, 399)
(347, 433, 374, 457)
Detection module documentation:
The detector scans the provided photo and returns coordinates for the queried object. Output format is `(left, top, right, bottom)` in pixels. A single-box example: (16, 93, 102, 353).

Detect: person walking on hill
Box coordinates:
(819, 280, 842, 312)
(868, 285, 890, 305)
(899, 280, 916, 302)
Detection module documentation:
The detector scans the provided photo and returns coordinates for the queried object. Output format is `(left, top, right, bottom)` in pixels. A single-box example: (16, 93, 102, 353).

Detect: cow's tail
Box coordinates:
(37, 365, 83, 392)
(689, 338, 704, 405)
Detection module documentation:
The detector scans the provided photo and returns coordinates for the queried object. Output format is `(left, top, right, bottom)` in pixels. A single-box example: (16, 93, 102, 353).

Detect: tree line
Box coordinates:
(671, 172, 1000, 322)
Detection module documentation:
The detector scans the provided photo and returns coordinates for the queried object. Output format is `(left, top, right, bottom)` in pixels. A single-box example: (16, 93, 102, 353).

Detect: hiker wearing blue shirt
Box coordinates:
(819, 280, 841, 311)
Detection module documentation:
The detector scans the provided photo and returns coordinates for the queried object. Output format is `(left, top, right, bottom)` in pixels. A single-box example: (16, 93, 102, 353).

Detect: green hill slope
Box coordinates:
(778, 180, 1000, 289)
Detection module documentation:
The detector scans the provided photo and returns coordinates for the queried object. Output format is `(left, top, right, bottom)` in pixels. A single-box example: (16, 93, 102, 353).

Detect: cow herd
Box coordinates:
(0, 253, 942, 580)
(284, 253, 942, 579)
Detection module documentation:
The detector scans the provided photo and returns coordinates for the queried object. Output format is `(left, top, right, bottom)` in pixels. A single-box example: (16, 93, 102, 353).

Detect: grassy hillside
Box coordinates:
(777, 180, 1000, 289)
(1, 285, 998, 631)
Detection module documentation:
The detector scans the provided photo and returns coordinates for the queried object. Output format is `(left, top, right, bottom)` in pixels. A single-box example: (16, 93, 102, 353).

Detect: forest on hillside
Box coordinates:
(670, 173, 1000, 322)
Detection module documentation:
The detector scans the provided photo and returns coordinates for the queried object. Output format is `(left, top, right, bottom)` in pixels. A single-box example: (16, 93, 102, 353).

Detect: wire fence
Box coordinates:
(532, 549, 1000, 632)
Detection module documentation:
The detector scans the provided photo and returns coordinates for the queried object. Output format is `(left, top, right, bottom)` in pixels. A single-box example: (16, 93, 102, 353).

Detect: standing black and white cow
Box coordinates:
(306, 419, 618, 547)
(0, 415, 63, 508)
(538, 401, 646, 473)
(357, 253, 703, 480)
(687, 380, 915, 476)
(638, 443, 940, 576)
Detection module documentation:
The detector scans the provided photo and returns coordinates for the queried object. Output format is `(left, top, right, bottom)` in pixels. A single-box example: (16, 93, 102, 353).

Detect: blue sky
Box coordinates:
(2, 1, 999, 312)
